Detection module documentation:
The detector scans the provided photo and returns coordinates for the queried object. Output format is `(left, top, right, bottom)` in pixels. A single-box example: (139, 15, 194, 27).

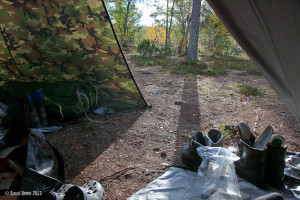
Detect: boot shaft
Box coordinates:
(265, 143, 286, 188)
(235, 139, 267, 189)
(204, 129, 223, 147)
(239, 139, 267, 167)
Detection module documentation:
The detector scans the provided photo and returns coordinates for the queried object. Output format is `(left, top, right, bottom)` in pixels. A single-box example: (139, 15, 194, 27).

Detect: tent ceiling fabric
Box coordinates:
(0, 0, 146, 113)
(207, 0, 300, 123)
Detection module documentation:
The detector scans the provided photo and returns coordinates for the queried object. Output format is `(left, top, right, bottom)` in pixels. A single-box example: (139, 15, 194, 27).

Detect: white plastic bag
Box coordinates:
(193, 146, 241, 200)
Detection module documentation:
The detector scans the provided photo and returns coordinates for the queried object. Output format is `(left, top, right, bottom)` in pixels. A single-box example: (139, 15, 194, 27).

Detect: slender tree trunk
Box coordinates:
(179, 16, 187, 54)
(184, 15, 191, 54)
(179, 26, 185, 54)
(178, 40, 183, 54)
(187, 0, 202, 61)
(165, 0, 169, 47)
(123, 0, 132, 47)
(168, 0, 175, 47)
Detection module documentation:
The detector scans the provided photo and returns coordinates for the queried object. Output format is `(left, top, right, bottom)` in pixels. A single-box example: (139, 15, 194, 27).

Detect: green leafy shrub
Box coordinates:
(137, 39, 156, 57)
(137, 39, 173, 58)
(158, 46, 172, 57)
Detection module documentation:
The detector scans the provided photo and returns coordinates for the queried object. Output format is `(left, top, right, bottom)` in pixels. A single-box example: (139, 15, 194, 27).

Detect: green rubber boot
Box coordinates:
(265, 143, 287, 188)
(234, 139, 267, 189)
(181, 131, 206, 171)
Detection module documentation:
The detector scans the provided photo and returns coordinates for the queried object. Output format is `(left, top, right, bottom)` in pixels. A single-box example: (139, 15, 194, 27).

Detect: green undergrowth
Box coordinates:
(203, 54, 262, 76)
(238, 84, 261, 96)
(131, 54, 262, 77)
(164, 60, 228, 76)
(132, 55, 174, 67)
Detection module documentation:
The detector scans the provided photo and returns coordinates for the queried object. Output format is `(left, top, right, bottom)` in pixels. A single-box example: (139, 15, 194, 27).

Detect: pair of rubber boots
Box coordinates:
(22, 90, 48, 128)
(234, 122, 287, 189)
(181, 129, 224, 171)
(41, 180, 105, 200)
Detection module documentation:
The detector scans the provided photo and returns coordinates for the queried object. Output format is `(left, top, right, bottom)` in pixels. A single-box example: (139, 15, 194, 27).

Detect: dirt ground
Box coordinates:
(47, 55, 300, 200)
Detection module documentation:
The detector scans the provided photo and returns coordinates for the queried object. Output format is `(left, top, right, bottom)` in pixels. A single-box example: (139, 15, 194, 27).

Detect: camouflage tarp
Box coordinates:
(0, 0, 146, 113)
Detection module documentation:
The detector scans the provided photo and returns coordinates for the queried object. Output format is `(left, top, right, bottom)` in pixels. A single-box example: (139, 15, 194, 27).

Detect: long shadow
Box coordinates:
(45, 110, 144, 182)
(173, 76, 201, 164)
(138, 76, 202, 199)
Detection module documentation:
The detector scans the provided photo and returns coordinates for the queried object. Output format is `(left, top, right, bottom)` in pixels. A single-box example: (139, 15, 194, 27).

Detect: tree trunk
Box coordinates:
(123, 0, 132, 47)
(178, 6, 186, 54)
(178, 40, 183, 54)
(168, 0, 176, 47)
(187, 0, 202, 61)
(184, 15, 191, 54)
(179, 16, 187, 54)
(179, 28, 185, 54)
(165, 0, 169, 47)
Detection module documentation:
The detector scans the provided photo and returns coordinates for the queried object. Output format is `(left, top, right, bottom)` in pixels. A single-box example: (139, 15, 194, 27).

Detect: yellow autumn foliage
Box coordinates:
(212, 13, 229, 38)
(145, 25, 166, 46)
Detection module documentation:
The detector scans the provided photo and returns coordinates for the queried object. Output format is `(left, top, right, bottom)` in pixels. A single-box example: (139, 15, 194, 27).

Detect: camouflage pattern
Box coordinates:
(0, 0, 146, 113)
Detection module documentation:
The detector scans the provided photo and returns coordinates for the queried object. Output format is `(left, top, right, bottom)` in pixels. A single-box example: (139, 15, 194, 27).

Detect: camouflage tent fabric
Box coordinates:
(0, 0, 146, 113)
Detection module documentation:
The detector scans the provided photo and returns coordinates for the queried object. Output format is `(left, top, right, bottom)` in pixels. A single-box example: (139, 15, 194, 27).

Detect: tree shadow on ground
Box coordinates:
(45, 109, 145, 182)
(173, 76, 201, 164)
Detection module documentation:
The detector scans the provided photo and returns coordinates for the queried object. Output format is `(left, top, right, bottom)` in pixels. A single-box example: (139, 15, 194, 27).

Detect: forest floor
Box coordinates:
(47, 55, 300, 200)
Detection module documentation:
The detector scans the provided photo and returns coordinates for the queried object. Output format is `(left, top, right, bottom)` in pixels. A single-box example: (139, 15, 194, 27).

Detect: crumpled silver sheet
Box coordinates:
(128, 167, 297, 200)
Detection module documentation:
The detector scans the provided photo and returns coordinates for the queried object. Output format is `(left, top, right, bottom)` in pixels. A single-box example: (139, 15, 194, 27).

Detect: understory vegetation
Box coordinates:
(132, 48, 261, 77)
(163, 60, 228, 76)
(131, 43, 263, 97)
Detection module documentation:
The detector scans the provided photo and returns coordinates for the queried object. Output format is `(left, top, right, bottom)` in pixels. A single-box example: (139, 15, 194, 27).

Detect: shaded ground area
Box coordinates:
(46, 56, 300, 200)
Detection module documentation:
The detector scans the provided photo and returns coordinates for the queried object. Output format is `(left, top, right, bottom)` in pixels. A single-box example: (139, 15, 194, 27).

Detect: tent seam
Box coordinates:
(101, 0, 148, 108)
(0, 26, 25, 81)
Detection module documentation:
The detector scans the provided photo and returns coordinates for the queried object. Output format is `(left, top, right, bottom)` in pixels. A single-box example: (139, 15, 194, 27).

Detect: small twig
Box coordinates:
(100, 167, 135, 181)
(130, 140, 144, 145)
(143, 171, 165, 177)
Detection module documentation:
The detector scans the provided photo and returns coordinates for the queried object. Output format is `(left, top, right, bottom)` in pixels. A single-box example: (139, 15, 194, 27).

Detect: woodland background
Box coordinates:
(105, 0, 244, 59)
